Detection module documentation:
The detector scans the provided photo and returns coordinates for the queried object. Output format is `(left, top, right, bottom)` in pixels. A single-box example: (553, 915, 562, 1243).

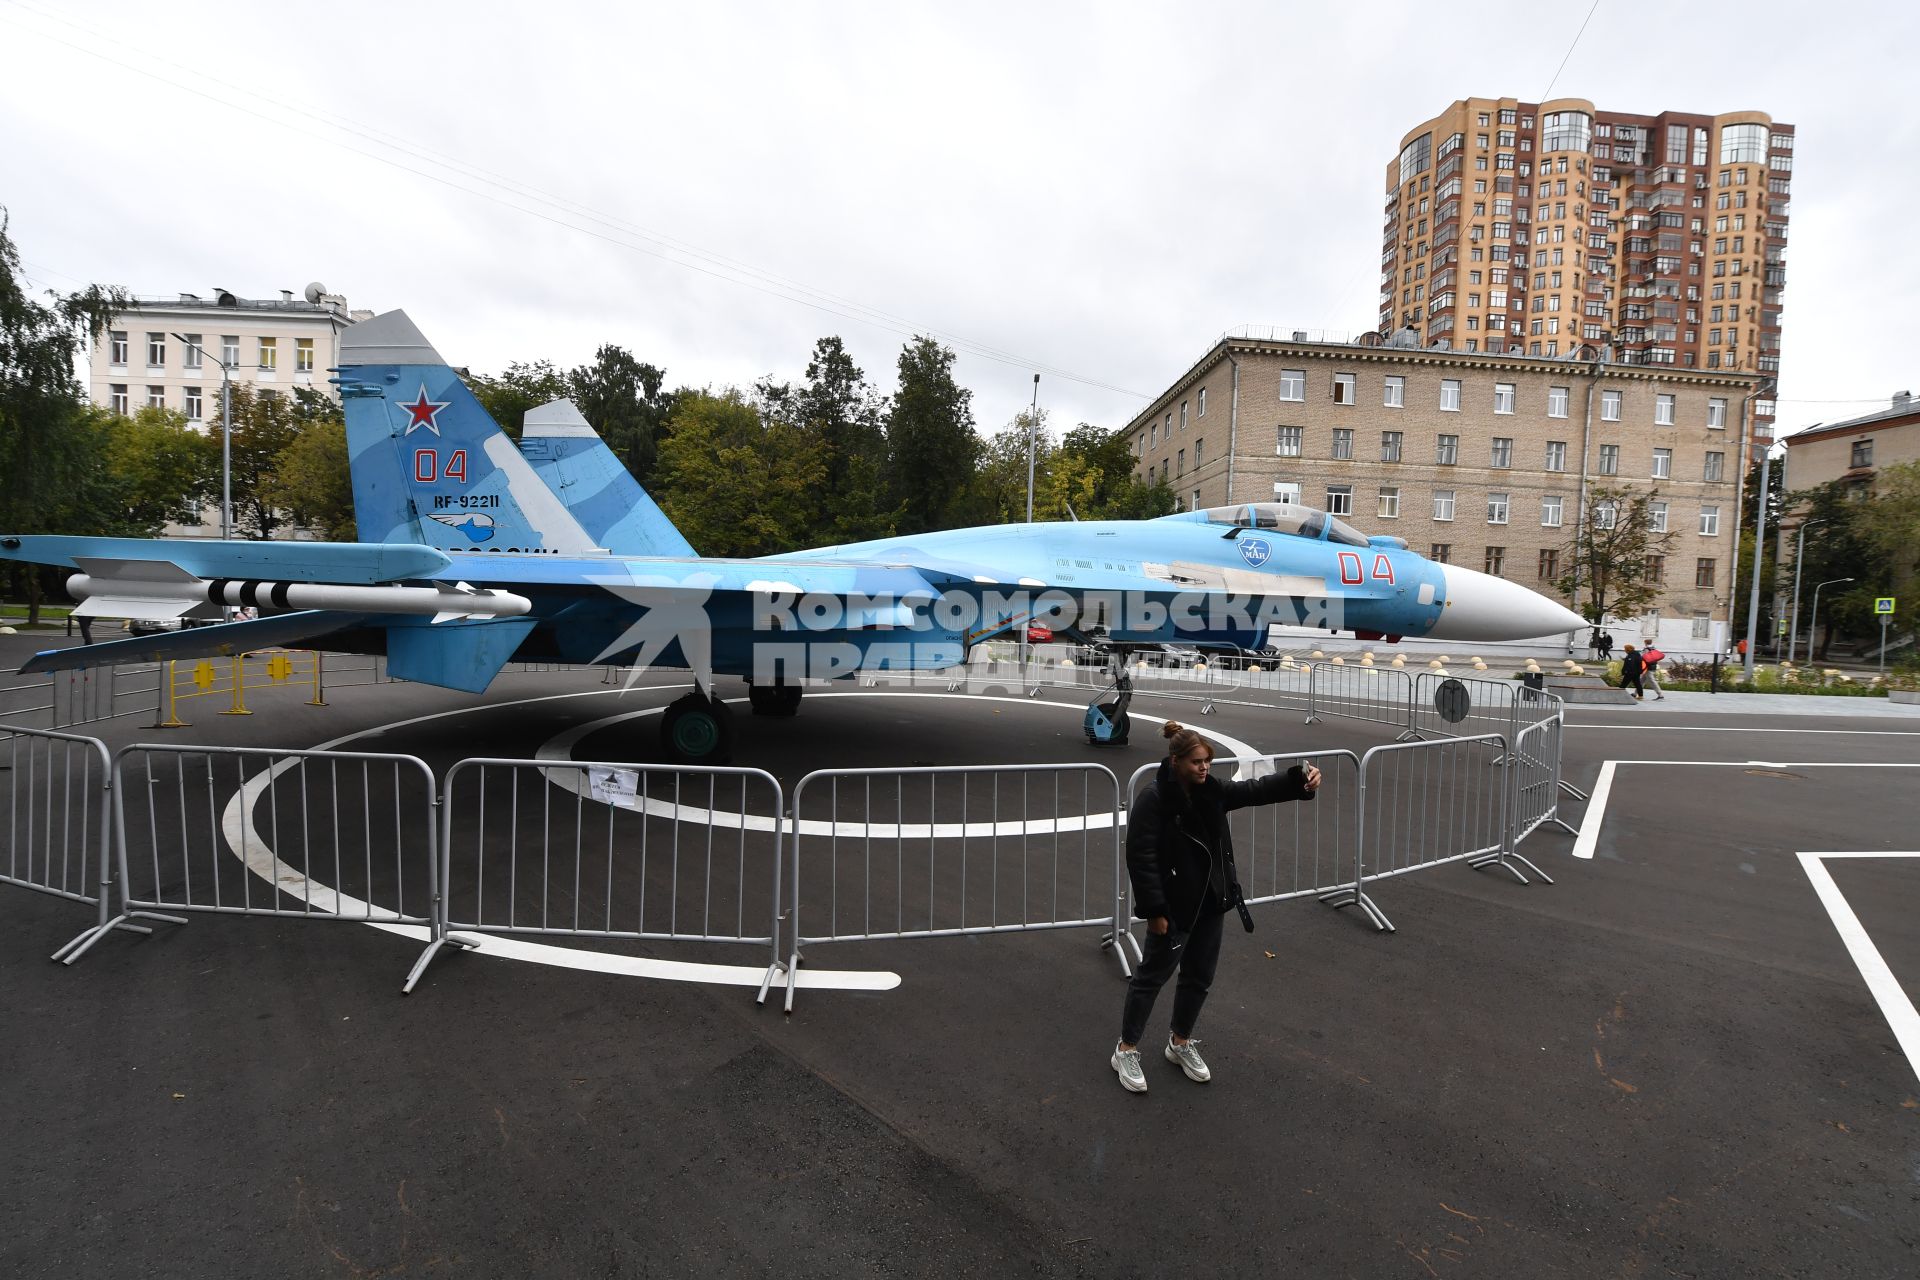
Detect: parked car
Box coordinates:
(1025, 624, 1054, 644)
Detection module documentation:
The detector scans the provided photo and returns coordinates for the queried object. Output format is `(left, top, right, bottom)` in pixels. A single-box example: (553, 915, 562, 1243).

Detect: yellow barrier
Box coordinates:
(157, 649, 327, 729)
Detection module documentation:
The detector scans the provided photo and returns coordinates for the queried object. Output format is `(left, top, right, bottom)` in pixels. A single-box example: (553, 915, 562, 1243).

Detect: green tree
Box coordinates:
(465, 359, 570, 441)
(263, 390, 355, 541)
(1057, 422, 1174, 519)
(760, 337, 900, 543)
(104, 405, 218, 534)
(570, 345, 672, 486)
(0, 207, 127, 620)
(1554, 484, 1678, 627)
(1850, 460, 1920, 642)
(211, 383, 303, 539)
(653, 390, 826, 556)
(1783, 477, 1880, 659)
(886, 336, 979, 532)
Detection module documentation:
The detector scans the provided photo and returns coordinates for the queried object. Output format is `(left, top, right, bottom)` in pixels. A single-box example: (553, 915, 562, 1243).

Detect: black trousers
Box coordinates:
(1119, 905, 1226, 1046)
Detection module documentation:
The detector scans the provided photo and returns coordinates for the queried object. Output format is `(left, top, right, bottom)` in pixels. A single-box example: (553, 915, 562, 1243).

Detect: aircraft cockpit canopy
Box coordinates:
(1196, 502, 1372, 547)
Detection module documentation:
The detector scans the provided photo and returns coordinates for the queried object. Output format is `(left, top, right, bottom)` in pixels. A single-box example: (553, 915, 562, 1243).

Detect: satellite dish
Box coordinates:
(303, 282, 327, 304)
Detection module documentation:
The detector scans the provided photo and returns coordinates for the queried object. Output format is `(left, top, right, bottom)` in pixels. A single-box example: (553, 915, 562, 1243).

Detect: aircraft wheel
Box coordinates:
(662, 693, 734, 764)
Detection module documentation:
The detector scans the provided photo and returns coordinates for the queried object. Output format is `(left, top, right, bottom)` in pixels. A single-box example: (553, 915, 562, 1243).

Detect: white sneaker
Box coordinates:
(1165, 1037, 1212, 1083)
(1111, 1042, 1148, 1093)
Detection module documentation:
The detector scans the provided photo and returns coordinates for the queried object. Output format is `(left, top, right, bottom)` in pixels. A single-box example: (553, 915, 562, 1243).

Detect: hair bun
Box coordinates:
(1161, 720, 1184, 739)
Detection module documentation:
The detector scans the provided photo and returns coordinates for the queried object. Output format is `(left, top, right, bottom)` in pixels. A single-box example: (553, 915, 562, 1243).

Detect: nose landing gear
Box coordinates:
(1083, 667, 1132, 746)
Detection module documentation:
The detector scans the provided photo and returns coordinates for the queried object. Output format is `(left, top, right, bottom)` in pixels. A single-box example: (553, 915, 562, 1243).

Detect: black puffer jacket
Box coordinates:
(1126, 759, 1316, 927)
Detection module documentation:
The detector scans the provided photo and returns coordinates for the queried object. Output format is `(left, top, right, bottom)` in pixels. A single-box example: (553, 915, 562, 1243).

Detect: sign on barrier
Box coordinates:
(418, 758, 787, 998)
(81, 745, 440, 978)
(784, 763, 1122, 1011)
(1118, 749, 1363, 953)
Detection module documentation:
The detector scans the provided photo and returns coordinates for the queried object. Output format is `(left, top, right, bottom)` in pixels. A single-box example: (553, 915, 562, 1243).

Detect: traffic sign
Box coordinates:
(1876, 597, 1896, 615)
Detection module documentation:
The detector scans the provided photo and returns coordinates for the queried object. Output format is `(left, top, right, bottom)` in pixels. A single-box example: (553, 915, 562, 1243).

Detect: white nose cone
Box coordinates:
(1430, 564, 1586, 642)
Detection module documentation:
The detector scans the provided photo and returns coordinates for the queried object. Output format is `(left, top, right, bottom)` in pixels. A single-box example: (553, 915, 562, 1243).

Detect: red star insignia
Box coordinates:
(400, 386, 449, 435)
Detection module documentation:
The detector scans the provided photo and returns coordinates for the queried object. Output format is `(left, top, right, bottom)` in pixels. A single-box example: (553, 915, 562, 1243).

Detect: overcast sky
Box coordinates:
(3, 0, 1915, 445)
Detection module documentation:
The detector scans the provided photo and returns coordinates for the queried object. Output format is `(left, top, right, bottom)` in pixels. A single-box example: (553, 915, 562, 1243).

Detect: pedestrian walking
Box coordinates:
(1111, 721, 1320, 1093)
(1641, 644, 1667, 700)
(1598, 630, 1614, 661)
(1620, 643, 1647, 700)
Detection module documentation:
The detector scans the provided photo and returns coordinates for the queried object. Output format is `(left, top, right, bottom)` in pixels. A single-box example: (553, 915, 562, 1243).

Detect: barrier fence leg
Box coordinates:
(308, 650, 327, 706)
(403, 796, 477, 993)
(755, 803, 789, 1007)
(55, 778, 187, 965)
(221, 657, 251, 716)
(157, 661, 187, 729)
(1318, 768, 1393, 931)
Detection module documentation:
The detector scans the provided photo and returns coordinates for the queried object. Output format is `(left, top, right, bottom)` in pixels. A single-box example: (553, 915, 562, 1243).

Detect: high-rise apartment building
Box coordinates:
(1380, 98, 1792, 448)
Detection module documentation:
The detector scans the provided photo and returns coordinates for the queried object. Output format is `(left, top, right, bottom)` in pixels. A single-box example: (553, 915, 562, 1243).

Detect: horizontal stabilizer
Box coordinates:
(0, 535, 451, 583)
(20, 611, 369, 675)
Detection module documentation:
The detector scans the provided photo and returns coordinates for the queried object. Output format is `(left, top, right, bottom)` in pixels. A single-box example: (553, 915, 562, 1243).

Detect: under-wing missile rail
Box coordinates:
(65, 560, 531, 626)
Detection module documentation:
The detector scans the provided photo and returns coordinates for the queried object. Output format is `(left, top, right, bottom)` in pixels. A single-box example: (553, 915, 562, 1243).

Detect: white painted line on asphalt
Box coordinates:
(1570, 761, 1920, 861)
(1567, 725, 1920, 736)
(1796, 852, 1920, 1086)
(1571, 761, 1616, 860)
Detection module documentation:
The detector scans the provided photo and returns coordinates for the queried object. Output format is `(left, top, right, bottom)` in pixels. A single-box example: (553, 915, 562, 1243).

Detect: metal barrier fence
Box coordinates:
(1505, 709, 1576, 853)
(1117, 749, 1363, 961)
(83, 744, 440, 976)
(0, 664, 164, 732)
(784, 763, 1122, 1011)
(1329, 732, 1528, 932)
(1306, 664, 1418, 737)
(420, 758, 786, 997)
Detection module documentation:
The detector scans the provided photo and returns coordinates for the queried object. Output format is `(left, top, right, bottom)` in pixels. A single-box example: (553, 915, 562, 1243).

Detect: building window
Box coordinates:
(1484, 546, 1506, 576)
(1594, 500, 1618, 530)
(184, 386, 203, 420)
(1545, 440, 1566, 471)
(1431, 542, 1453, 563)
(1487, 492, 1510, 524)
(181, 334, 203, 369)
(109, 330, 129, 365)
(1325, 485, 1353, 516)
(258, 337, 278, 371)
(1383, 375, 1405, 408)
(1720, 123, 1767, 164)
(1273, 481, 1302, 504)
(1331, 428, 1354, 460)
(1440, 378, 1461, 411)
(1652, 447, 1672, 479)
(1494, 382, 1516, 414)
(1548, 384, 1569, 418)
(1150, 423, 1157, 448)
(1600, 389, 1621, 421)
(1436, 433, 1459, 465)
(1192, 489, 1201, 512)
(146, 332, 166, 367)
(1695, 557, 1716, 587)
(1655, 392, 1674, 425)
(1197, 387, 1207, 417)
(145, 385, 165, 409)
(1649, 501, 1668, 533)
(1851, 439, 1874, 468)
(221, 335, 239, 368)
(1378, 486, 1400, 518)
(1332, 372, 1356, 404)
(1176, 449, 1184, 476)
(1700, 505, 1720, 535)
(1381, 431, 1403, 462)
(1180, 400, 1188, 430)
(1433, 490, 1456, 521)
(1645, 555, 1666, 584)
(1279, 369, 1305, 401)
(1277, 425, 1303, 457)
(109, 383, 128, 415)
(297, 337, 315, 373)
(1692, 611, 1712, 639)
(1703, 451, 1725, 482)
(1194, 439, 1203, 467)
(1541, 495, 1563, 527)
(1598, 443, 1619, 475)
(1707, 396, 1727, 428)
(1490, 437, 1513, 468)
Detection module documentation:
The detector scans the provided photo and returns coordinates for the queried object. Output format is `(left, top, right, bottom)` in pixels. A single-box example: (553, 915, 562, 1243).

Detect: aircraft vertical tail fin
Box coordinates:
(518, 399, 697, 557)
(335, 311, 603, 555)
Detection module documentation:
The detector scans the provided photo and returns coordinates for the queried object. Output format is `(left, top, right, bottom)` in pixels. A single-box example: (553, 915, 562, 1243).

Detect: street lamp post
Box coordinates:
(1024, 373, 1040, 524)
(1806, 577, 1855, 667)
(171, 333, 233, 540)
(1786, 520, 1825, 663)
(1740, 442, 1773, 683)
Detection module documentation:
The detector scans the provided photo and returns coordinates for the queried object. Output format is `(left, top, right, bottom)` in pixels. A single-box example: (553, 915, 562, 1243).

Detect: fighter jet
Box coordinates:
(2, 310, 1583, 762)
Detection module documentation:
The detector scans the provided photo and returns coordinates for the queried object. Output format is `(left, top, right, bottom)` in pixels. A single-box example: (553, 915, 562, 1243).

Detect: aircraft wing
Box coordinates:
(20, 611, 371, 675)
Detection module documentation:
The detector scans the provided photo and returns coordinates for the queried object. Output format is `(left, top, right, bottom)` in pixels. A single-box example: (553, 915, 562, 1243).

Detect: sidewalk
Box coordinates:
(1569, 688, 1920, 719)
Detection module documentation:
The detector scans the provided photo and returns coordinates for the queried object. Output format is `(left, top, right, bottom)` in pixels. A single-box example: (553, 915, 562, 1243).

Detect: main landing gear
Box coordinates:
(661, 691, 734, 765)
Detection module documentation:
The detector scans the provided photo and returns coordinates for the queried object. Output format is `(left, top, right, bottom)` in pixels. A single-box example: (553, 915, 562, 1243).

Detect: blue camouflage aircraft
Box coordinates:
(2, 310, 1583, 762)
